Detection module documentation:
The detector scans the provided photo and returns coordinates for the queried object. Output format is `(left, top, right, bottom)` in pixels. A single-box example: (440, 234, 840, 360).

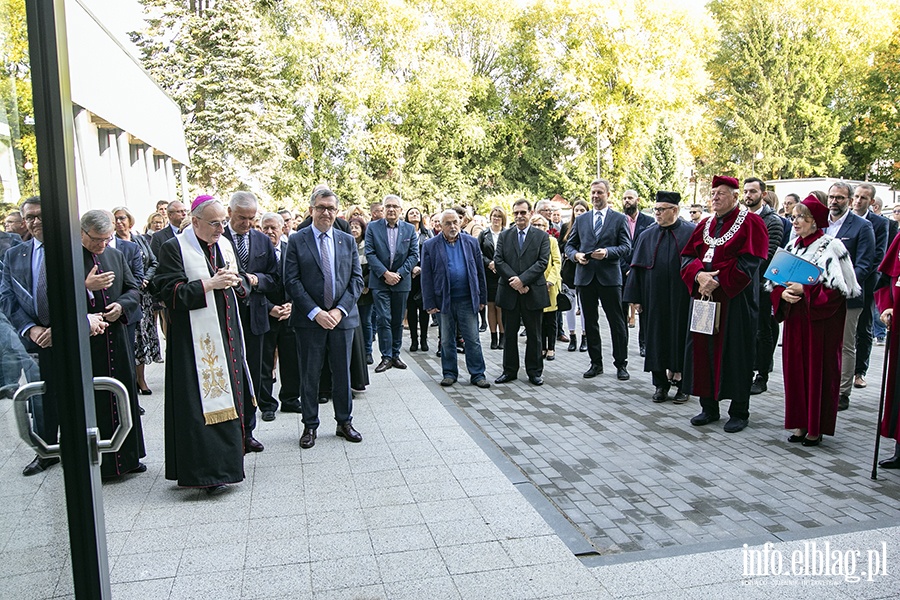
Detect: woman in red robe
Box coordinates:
(875, 233, 900, 467)
(770, 196, 860, 446)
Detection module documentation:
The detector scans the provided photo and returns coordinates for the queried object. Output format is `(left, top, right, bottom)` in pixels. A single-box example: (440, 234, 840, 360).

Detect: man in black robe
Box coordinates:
(80, 210, 146, 479)
(152, 196, 251, 495)
(624, 192, 695, 404)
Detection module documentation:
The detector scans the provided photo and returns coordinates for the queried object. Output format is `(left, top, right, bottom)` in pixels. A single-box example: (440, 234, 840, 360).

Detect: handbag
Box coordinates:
(689, 295, 720, 335)
(556, 285, 573, 312)
(561, 258, 576, 287)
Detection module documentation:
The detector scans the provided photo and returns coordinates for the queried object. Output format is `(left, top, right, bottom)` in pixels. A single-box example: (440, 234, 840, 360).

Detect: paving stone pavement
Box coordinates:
(408, 320, 900, 559)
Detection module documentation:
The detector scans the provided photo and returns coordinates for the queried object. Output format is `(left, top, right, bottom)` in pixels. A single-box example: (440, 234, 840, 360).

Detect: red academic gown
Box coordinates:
(875, 234, 900, 442)
(681, 207, 769, 402)
(770, 231, 846, 437)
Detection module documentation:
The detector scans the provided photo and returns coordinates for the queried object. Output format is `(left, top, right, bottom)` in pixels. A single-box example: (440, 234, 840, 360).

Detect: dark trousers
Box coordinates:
(373, 289, 409, 359)
(258, 317, 301, 413)
(243, 330, 263, 436)
(501, 303, 543, 378)
(542, 310, 557, 352)
(700, 392, 749, 420)
(855, 291, 875, 376)
(754, 290, 778, 380)
(296, 327, 353, 429)
(579, 283, 628, 369)
(407, 295, 429, 346)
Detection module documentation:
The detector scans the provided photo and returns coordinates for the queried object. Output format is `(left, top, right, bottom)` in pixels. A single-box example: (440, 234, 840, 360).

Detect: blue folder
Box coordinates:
(765, 247, 822, 286)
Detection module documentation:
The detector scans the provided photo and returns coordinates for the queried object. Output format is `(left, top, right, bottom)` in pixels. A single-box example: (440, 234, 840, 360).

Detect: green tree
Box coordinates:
(626, 122, 681, 205)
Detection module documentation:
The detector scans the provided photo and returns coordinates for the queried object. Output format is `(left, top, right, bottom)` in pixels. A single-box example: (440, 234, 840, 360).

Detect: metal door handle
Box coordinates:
(11, 377, 133, 459)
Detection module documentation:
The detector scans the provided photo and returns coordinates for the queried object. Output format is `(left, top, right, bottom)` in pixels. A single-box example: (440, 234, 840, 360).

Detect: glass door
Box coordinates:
(1, 1, 118, 597)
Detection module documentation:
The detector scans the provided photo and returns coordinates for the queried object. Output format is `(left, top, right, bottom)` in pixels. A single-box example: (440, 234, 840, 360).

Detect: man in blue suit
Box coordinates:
(365, 194, 419, 373)
(825, 181, 876, 412)
(285, 188, 363, 449)
(223, 191, 278, 453)
(421, 210, 490, 388)
(565, 179, 633, 381)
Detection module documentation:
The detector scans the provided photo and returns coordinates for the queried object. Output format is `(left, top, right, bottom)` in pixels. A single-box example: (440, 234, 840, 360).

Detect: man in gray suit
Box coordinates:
(365, 194, 419, 373)
(565, 179, 632, 381)
(149, 200, 188, 258)
(284, 188, 364, 449)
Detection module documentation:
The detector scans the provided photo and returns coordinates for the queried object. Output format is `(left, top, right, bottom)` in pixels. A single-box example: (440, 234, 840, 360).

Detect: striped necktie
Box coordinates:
(235, 232, 249, 269)
(320, 232, 333, 309)
(36, 245, 50, 326)
(593, 211, 603, 238)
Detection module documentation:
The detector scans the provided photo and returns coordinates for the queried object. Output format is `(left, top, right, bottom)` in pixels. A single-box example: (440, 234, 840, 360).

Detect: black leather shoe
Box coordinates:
(139, 388, 152, 396)
(787, 433, 806, 443)
(318, 396, 330, 404)
(691, 412, 720, 426)
(336, 422, 363, 443)
(750, 375, 767, 395)
(567, 337, 577, 352)
(440, 377, 456, 387)
(473, 378, 491, 389)
(479, 321, 487, 332)
(129, 462, 148, 474)
(801, 435, 822, 447)
(494, 373, 517, 384)
(583, 364, 603, 378)
(558, 333, 569, 343)
(139, 405, 146, 415)
(579, 336, 587, 352)
(374, 358, 393, 373)
(261, 411, 276, 422)
(23, 455, 60, 477)
(205, 484, 229, 496)
(838, 394, 850, 411)
(616, 367, 629, 381)
(652, 387, 669, 403)
(410, 341, 419, 352)
(723, 417, 748, 433)
(244, 436, 264, 453)
(299, 428, 317, 448)
(878, 456, 900, 469)
(366, 353, 374, 365)
(528, 375, 544, 386)
(421, 339, 429, 352)
(672, 390, 689, 404)
(280, 403, 302, 413)
(392, 357, 408, 369)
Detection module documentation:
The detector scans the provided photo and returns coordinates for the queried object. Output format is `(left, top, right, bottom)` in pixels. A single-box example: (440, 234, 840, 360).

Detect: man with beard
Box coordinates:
(80, 210, 146, 479)
(824, 181, 875, 411)
(620, 189, 653, 356)
(624, 191, 695, 403)
(743, 178, 784, 396)
(681, 175, 769, 433)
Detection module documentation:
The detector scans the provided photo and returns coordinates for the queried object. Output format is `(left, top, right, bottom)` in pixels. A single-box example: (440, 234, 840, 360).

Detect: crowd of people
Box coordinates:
(3, 175, 900, 495)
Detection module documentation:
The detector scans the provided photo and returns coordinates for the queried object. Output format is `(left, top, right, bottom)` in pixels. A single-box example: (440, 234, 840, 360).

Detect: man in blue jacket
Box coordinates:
(421, 210, 490, 388)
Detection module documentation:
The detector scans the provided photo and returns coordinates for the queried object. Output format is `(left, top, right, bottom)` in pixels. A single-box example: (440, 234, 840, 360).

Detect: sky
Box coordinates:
(78, 0, 145, 55)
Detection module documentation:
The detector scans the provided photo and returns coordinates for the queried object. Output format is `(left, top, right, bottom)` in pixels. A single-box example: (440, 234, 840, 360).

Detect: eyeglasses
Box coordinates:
(313, 205, 338, 214)
(828, 195, 847, 201)
(24, 214, 42, 223)
(653, 207, 676, 214)
(788, 215, 811, 223)
(201, 219, 227, 229)
(114, 215, 129, 222)
(384, 204, 401, 210)
(82, 230, 114, 244)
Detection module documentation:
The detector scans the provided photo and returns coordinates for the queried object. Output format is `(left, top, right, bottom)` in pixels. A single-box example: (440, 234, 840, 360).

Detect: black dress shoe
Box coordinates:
(23, 456, 60, 477)
(244, 436, 264, 453)
(750, 375, 767, 395)
(421, 339, 429, 351)
(723, 417, 748, 433)
(494, 373, 517, 384)
(528, 375, 543, 386)
(261, 411, 276, 422)
(205, 484, 229, 496)
(567, 337, 577, 352)
(366, 353, 374, 365)
(878, 456, 900, 469)
(336, 422, 363, 443)
(129, 462, 148, 474)
(838, 395, 850, 411)
(579, 336, 587, 352)
(583, 364, 603, 378)
(392, 357, 408, 369)
(801, 435, 822, 447)
(691, 412, 720, 426)
(299, 428, 317, 448)
(652, 387, 669, 403)
(440, 377, 456, 387)
(616, 367, 629, 381)
(374, 358, 393, 373)
(280, 403, 302, 413)
(318, 396, 330, 404)
(473, 378, 491, 389)
(139, 388, 152, 396)
(787, 434, 806, 443)
(672, 390, 689, 404)
(410, 341, 419, 352)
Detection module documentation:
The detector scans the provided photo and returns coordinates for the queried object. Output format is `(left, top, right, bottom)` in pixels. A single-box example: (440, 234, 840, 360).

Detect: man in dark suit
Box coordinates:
(4, 210, 30, 241)
(852, 183, 890, 389)
(825, 182, 876, 411)
(421, 209, 490, 388)
(284, 188, 363, 449)
(565, 179, 632, 381)
(149, 200, 187, 258)
(619, 189, 653, 356)
(494, 199, 550, 385)
(365, 194, 419, 373)
(257, 212, 301, 421)
(223, 191, 278, 452)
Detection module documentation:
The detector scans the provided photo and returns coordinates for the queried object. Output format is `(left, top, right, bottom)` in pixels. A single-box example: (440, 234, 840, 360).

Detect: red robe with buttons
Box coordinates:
(875, 234, 900, 443)
(153, 237, 250, 487)
(83, 246, 146, 478)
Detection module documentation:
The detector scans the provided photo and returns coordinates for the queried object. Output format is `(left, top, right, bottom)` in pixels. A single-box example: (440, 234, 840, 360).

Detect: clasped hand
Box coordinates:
(781, 282, 804, 305)
(696, 270, 720, 296)
(314, 308, 343, 330)
(207, 268, 241, 291)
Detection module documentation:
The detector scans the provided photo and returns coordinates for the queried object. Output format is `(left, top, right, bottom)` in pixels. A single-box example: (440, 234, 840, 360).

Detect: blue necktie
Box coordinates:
(593, 211, 603, 239)
(518, 229, 525, 250)
(320, 232, 333, 309)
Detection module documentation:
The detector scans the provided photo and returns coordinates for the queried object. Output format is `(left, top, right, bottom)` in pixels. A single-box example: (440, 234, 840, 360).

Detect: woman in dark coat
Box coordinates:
(478, 206, 506, 349)
(405, 207, 433, 351)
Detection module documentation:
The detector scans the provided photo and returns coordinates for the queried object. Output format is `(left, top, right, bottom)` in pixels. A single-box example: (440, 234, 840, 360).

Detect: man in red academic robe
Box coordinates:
(875, 233, 900, 468)
(680, 175, 769, 433)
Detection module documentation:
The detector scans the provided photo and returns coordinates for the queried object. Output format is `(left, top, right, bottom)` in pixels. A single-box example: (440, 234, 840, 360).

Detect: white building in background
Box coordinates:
(766, 178, 897, 205)
(68, 0, 188, 221)
(0, 108, 21, 205)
